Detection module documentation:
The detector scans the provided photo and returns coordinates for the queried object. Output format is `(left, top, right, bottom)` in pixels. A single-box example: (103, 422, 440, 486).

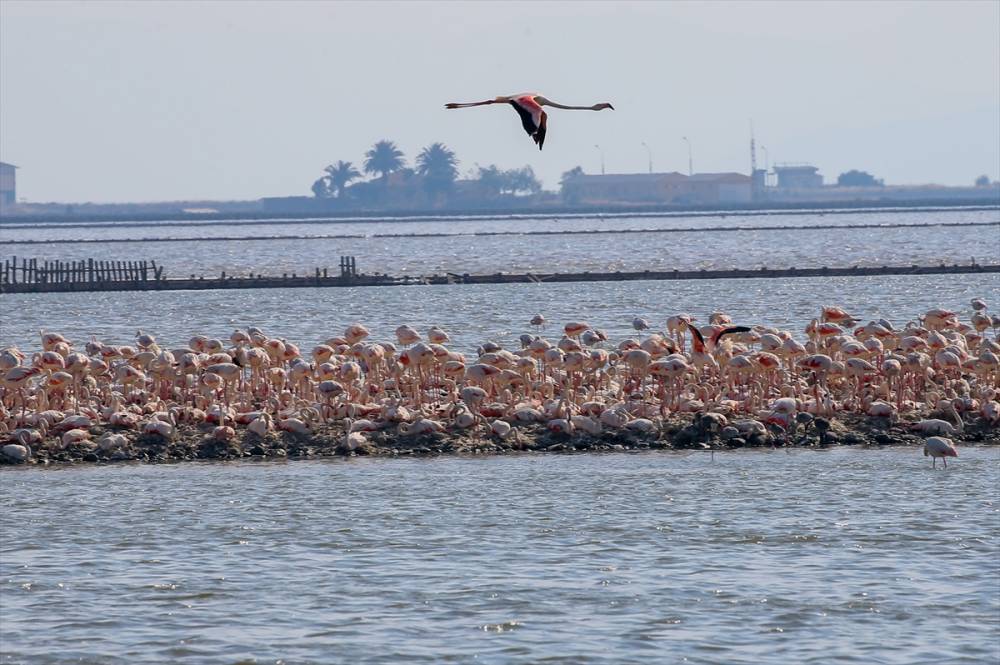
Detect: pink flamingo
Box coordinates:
(445, 93, 613, 150)
(923, 436, 958, 468)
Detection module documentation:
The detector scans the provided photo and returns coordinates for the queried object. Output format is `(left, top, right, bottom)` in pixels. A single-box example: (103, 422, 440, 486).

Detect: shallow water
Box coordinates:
(2, 209, 999, 663)
(2, 274, 997, 353)
(1, 209, 997, 277)
(2, 448, 998, 664)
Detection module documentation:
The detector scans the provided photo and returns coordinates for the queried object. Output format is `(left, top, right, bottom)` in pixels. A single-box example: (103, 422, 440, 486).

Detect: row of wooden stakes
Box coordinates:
(1, 256, 164, 285)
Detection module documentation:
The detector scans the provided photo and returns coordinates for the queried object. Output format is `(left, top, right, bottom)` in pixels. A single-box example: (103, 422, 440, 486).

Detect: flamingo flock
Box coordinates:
(2, 301, 998, 467)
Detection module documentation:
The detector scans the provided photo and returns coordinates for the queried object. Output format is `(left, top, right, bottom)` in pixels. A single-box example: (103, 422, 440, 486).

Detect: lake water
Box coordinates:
(1, 208, 997, 277)
(1, 210, 998, 351)
(2, 449, 998, 664)
(2, 274, 998, 353)
(2, 209, 999, 663)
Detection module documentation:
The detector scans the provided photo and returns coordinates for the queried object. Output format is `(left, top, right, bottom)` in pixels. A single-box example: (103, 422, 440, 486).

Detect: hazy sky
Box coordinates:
(1, 0, 997, 202)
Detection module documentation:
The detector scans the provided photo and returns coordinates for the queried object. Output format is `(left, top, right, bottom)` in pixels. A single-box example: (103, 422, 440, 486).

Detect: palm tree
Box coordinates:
(416, 143, 459, 199)
(363, 140, 406, 180)
(416, 143, 458, 181)
(324, 161, 361, 198)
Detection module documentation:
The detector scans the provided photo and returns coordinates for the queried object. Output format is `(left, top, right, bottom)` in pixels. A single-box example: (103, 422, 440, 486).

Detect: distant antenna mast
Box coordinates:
(750, 119, 757, 174)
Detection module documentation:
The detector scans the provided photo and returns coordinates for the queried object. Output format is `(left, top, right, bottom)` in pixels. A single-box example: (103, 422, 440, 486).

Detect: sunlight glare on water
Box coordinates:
(1, 209, 997, 277)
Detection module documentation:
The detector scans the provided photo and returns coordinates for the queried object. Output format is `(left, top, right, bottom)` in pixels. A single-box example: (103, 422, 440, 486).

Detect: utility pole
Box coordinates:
(594, 144, 605, 175)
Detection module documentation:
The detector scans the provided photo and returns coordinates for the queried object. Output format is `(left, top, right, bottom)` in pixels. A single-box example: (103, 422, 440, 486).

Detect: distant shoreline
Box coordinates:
(1, 199, 997, 228)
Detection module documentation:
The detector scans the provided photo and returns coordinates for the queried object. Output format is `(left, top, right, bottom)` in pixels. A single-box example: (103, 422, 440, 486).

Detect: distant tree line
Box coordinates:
(310, 140, 543, 209)
(836, 170, 884, 187)
(836, 171, 997, 188)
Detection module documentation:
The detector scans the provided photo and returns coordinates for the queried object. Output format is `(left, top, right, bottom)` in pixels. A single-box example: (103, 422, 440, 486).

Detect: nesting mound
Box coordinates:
(4, 414, 996, 467)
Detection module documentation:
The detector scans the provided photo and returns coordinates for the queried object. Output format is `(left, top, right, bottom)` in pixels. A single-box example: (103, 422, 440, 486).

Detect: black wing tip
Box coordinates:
(710, 324, 752, 347)
(534, 128, 546, 150)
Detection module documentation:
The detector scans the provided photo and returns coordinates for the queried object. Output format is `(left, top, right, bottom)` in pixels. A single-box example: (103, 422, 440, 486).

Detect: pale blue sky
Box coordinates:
(1, 0, 997, 202)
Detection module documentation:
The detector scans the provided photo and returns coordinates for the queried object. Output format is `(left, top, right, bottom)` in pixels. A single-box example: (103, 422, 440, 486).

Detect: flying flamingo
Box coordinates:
(445, 93, 614, 150)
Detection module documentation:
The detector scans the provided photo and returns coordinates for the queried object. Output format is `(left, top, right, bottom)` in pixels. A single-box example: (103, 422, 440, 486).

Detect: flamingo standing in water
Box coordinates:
(923, 436, 958, 468)
(445, 93, 614, 150)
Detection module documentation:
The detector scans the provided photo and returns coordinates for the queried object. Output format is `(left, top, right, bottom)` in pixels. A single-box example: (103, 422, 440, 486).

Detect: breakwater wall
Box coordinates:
(2, 259, 997, 294)
(1, 201, 997, 228)
(3, 220, 997, 246)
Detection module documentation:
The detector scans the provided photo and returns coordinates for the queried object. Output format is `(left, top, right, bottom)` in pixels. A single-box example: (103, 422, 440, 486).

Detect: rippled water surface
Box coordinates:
(2, 210, 999, 663)
(2, 274, 997, 352)
(2, 449, 998, 664)
(2, 209, 997, 276)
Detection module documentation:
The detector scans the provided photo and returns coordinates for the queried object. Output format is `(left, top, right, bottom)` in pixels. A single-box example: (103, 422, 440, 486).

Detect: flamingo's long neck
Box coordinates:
(446, 100, 497, 108)
(536, 97, 599, 110)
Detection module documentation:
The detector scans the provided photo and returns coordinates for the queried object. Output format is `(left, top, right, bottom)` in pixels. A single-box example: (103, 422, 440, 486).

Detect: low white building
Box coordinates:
(0, 162, 16, 215)
(773, 164, 823, 189)
(562, 171, 752, 205)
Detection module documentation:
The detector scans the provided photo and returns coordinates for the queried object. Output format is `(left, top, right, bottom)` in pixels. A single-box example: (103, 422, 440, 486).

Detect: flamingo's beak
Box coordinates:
(608, 104, 615, 110)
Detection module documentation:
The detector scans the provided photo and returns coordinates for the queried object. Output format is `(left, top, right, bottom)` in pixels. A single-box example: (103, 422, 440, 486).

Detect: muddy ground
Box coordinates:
(3, 414, 996, 466)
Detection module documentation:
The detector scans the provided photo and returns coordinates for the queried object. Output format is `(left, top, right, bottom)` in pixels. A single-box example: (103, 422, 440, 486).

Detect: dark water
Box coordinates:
(2, 449, 998, 664)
